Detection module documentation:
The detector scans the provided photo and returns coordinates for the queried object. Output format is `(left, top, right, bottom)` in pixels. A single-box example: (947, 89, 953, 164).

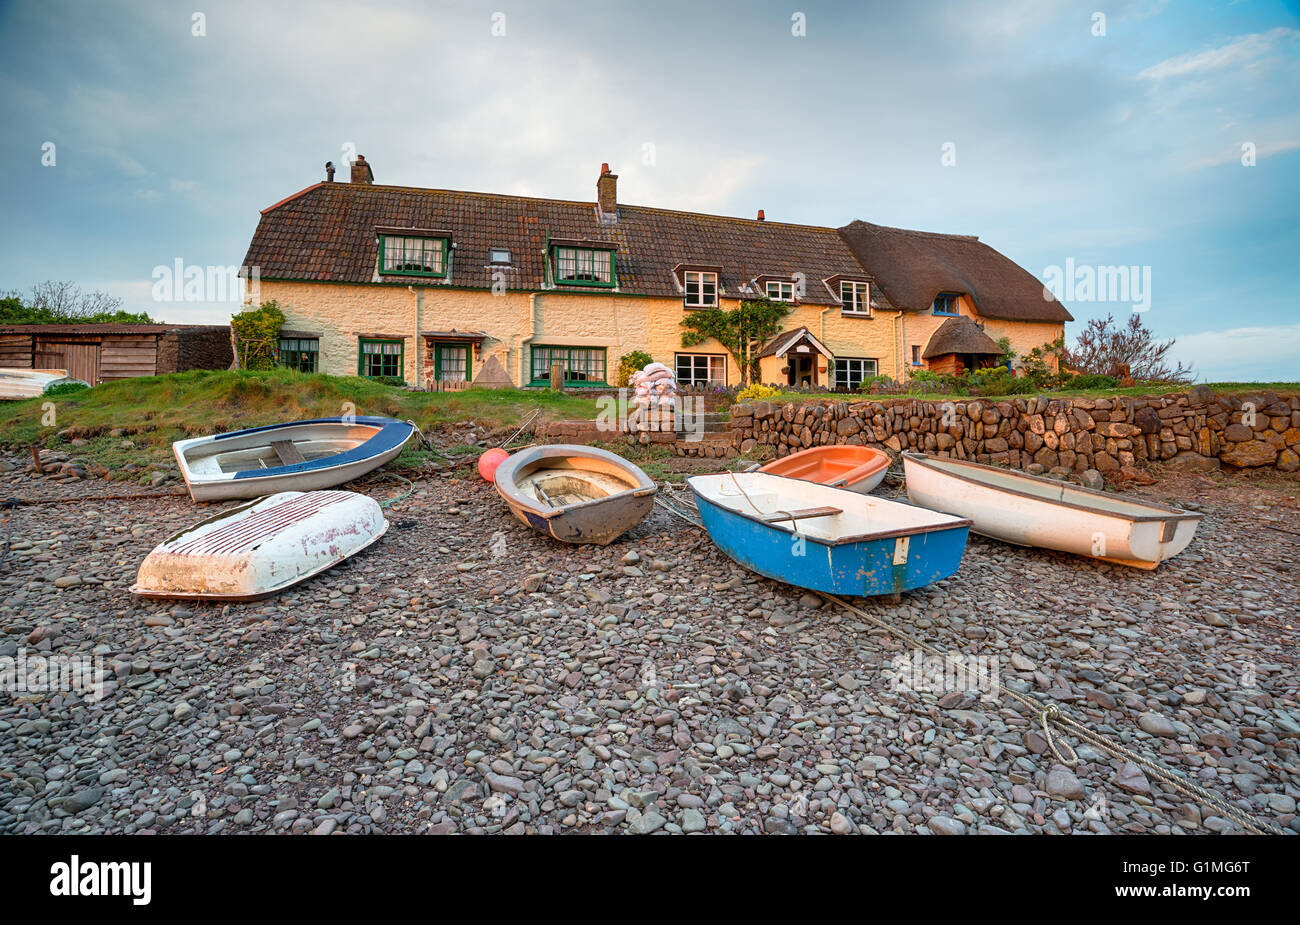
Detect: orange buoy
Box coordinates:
(478, 447, 510, 482)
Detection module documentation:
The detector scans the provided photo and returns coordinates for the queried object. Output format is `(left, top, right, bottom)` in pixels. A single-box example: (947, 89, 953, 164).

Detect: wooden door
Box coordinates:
(36, 342, 101, 385)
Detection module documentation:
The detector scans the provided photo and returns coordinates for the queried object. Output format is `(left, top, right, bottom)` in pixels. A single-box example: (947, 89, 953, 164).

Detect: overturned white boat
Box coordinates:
(0, 368, 86, 400)
(173, 416, 416, 501)
(131, 490, 388, 600)
(902, 452, 1202, 570)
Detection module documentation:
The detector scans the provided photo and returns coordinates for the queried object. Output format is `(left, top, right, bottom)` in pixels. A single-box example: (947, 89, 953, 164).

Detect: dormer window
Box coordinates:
(551, 243, 615, 287)
(765, 280, 795, 302)
(489, 247, 511, 265)
(933, 293, 960, 316)
(378, 232, 448, 278)
(841, 280, 869, 315)
(684, 270, 718, 308)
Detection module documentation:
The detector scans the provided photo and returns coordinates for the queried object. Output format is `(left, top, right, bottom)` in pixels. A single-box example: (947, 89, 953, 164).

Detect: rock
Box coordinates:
(1079, 469, 1104, 490)
(628, 812, 666, 834)
(61, 788, 104, 813)
(830, 811, 854, 835)
(928, 815, 966, 835)
(1045, 767, 1085, 800)
(1220, 440, 1278, 468)
(1114, 762, 1151, 794)
(681, 809, 707, 833)
(1138, 712, 1177, 737)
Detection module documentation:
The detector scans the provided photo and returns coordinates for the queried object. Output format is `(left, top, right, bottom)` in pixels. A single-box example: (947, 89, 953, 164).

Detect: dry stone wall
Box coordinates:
(728, 386, 1300, 473)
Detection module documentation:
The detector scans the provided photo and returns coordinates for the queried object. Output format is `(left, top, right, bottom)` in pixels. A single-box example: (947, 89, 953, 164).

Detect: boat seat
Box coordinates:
(761, 506, 843, 523)
(270, 440, 307, 466)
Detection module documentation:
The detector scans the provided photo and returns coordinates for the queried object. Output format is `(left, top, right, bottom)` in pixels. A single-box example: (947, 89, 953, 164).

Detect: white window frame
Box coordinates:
(765, 280, 795, 302)
(833, 357, 878, 390)
(840, 280, 870, 315)
(675, 352, 726, 386)
(684, 270, 718, 308)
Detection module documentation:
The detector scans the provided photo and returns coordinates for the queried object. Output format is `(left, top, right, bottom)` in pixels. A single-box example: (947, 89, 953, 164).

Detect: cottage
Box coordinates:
(921, 316, 1004, 376)
(0, 324, 233, 386)
(240, 159, 1070, 390)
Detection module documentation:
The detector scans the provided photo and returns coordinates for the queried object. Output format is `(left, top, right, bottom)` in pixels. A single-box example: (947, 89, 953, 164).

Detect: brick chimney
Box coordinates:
(350, 155, 374, 185)
(756, 209, 765, 221)
(596, 162, 618, 219)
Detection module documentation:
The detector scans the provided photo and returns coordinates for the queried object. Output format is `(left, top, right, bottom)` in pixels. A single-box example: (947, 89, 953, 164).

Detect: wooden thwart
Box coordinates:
(761, 505, 842, 523)
(270, 440, 307, 465)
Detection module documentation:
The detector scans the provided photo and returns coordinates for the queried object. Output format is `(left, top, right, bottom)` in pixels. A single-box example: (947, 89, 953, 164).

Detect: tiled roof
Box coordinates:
(242, 183, 880, 307)
(838, 221, 1074, 323)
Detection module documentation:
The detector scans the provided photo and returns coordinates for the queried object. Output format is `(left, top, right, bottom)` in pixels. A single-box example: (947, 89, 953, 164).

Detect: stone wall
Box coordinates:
(728, 385, 1300, 473)
(158, 326, 234, 374)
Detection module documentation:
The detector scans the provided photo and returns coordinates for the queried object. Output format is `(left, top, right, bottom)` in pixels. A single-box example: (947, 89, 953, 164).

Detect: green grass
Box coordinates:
(753, 381, 1300, 405)
(0, 368, 602, 473)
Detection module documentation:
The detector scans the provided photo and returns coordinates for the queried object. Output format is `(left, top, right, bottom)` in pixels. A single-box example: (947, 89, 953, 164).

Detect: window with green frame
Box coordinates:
(278, 337, 318, 373)
(551, 246, 615, 287)
(358, 338, 405, 379)
(529, 345, 607, 385)
(379, 235, 448, 277)
(431, 342, 471, 382)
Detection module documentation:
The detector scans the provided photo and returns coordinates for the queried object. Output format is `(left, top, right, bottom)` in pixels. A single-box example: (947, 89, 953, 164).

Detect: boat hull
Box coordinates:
(760, 444, 890, 494)
(688, 472, 971, 597)
(130, 490, 388, 600)
(0, 368, 86, 400)
(902, 452, 1202, 569)
(494, 444, 657, 546)
(173, 416, 415, 501)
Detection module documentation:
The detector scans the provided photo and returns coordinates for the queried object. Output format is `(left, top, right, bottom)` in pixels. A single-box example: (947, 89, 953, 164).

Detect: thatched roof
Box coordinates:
(922, 316, 1003, 359)
(837, 221, 1073, 322)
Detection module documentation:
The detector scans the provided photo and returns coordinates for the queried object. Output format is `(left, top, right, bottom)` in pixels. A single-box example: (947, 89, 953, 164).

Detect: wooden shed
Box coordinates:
(0, 324, 232, 386)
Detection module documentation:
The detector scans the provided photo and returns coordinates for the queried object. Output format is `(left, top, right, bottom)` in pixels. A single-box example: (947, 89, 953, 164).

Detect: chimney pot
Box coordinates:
(757, 209, 765, 221)
(325, 161, 335, 182)
(596, 163, 618, 219)
(349, 155, 374, 185)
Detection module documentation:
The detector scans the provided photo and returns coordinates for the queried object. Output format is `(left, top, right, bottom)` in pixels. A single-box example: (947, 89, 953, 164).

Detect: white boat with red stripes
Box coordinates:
(130, 490, 388, 600)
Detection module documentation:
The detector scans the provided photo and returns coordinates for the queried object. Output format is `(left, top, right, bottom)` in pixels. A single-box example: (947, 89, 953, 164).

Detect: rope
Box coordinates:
(659, 480, 1283, 836)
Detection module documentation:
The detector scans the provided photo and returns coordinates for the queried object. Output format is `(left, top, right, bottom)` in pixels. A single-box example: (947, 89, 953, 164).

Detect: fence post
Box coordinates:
(550, 362, 563, 390)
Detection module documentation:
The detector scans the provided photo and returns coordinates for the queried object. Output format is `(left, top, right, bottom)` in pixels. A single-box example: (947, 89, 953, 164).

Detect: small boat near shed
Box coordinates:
(173, 416, 416, 501)
(494, 444, 656, 545)
(688, 471, 972, 597)
(0, 368, 86, 400)
(902, 452, 1203, 569)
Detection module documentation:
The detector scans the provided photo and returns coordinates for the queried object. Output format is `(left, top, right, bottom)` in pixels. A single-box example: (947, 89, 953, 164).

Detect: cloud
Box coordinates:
(1138, 27, 1299, 80)
(1189, 138, 1300, 169)
(1175, 323, 1300, 381)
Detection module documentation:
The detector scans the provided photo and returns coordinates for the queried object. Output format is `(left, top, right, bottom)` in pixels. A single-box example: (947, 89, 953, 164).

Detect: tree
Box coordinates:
(0, 280, 152, 324)
(680, 298, 791, 385)
(229, 300, 285, 370)
(1062, 313, 1193, 383)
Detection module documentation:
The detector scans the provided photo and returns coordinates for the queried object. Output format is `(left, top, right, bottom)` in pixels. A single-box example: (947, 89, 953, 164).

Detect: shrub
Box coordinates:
(230, 301, 285, 370)
(615, 350, 653, 387)
(737, 383, 781, 402)
(44, 381, 91, 397)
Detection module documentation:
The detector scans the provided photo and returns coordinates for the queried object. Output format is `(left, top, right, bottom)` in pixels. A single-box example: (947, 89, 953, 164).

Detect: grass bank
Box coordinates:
(0, 369, 602, 475)
(750, 382, 1300, 405)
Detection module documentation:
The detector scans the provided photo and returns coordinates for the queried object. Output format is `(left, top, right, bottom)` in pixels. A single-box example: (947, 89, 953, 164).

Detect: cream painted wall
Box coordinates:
(258, 281, 1063, 387)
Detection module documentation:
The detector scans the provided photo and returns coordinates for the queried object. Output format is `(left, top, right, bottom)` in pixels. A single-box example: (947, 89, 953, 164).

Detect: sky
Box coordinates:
(0, 0, 1297, 380)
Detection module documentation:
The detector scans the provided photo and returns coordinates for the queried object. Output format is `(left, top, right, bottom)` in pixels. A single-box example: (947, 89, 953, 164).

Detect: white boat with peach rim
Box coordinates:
(902, 452, 1203, 569)
(131, 490, 388, 601)
(493, 444, 657, 545)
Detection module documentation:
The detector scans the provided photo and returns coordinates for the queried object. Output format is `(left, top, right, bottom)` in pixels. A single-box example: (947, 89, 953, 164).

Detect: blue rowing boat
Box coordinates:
(173, 416, 416, 501)
(688, 471, 972, 597)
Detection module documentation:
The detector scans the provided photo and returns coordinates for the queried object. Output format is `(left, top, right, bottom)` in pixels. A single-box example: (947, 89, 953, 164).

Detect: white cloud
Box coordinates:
(1176, 323, 1300, 381)
(1139, 27, 1299, 80)
(1189, 138, 1300, 169)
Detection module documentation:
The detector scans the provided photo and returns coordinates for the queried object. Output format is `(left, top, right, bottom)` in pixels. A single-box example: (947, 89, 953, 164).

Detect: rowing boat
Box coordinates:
(0, 368, 86, 400)
(758, 444, 891, 493)
(688, 471, 972, 596)
(493, 444, 656, 545)
(131, 490, 388, 600)
(173, 416, 416, 501)
(902, 452, 1202, 569)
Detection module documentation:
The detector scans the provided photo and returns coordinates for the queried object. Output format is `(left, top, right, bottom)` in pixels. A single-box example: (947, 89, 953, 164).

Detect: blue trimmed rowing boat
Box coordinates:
(688, 471, 972, 597)
(173, 416, 416, 501)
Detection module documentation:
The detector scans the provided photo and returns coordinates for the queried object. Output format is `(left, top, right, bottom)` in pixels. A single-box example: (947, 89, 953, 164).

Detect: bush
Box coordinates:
(44, 381, 91, 397)
(737, 383, 781, 402)
(230, 301, 285, 370)
(615, 350, 653, 387)
(1060, 373, 1120, 390)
